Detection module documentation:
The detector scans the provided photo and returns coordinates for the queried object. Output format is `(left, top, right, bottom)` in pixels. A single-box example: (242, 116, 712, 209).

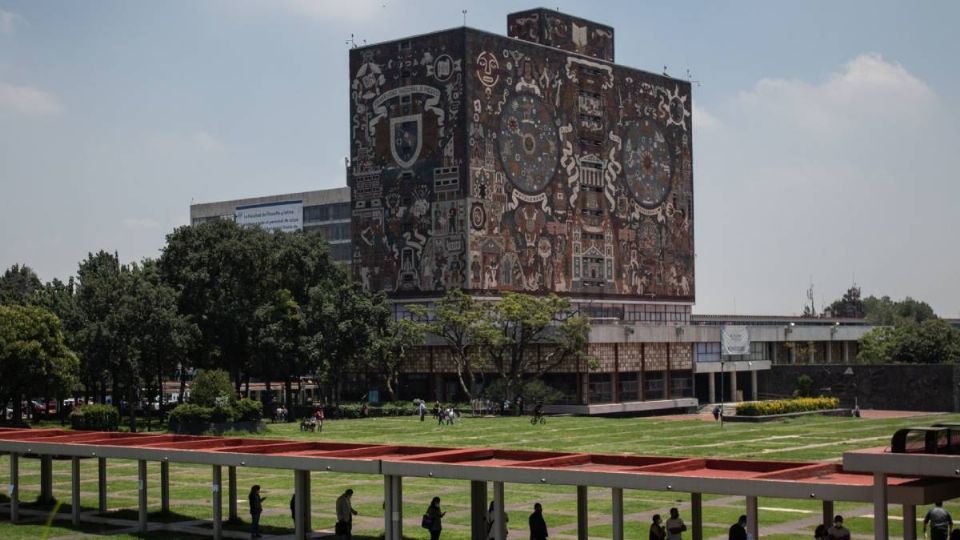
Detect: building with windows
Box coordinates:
(189, 187, 352, 263)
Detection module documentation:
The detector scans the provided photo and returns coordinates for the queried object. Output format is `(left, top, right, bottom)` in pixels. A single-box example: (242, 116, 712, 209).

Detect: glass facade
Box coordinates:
(695, 341, 766, 363)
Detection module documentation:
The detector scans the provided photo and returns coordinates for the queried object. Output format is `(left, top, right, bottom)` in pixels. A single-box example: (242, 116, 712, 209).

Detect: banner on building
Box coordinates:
(235, 200, 303, 232)
(721, 325, 751, 356)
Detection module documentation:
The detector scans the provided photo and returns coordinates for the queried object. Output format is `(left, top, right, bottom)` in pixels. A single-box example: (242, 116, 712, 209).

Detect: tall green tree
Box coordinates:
(827, 286, 865, 318)
(482, 292, 591, 398)
(857, 319, 960, 364)
(863, 295, 935, 325)
(74, 251, 125, 403)
(0, 264, 42, 305)
(254, 288, 307, 409)
(0, 304, 79, 423)
(412, 289, 487, 400)
(369, 306, 425, 401)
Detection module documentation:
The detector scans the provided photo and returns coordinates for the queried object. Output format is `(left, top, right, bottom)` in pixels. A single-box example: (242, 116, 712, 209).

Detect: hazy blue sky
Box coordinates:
(1, 1, 958, 316)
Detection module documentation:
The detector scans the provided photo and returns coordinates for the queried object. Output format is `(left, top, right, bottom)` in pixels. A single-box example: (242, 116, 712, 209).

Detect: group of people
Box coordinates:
(430, 400, 458, 425)
(247, 486, 358, 539)
(300, 407, 325, 432)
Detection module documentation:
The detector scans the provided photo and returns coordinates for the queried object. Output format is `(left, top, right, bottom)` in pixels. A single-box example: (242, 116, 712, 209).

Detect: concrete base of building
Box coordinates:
(544, 398, 698, 416)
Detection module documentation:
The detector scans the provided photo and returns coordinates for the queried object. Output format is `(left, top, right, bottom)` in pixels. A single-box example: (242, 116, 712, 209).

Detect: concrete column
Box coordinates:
(903, 504, 916, 540)
(97, 457, 107, 513)
(212, 465, 222, 540)
(790, 346, 796, 364)
(294, 470, 308, 540)
(827, 341, 833, 363)
(611, 488, 623, 540)
(730, 370, 739, 402)
(390, 475, 402, 540)
(809, 343, 816, 364)
(708, 373, 716, 403)
(9, 452, 19, 523)
(691, 492, 703, 540)
(843, 342, 850, 362)
(160, 461, 170, 514)
(772, 343, 778, 363)
(576, 485, 588, 540)
(40, 455, 53, 504)
(71, 456, 81, 525)
(470, 481, 488, 540)
(494, 481, 506, 540)
(746, 496, 759, 539)
(384, 475, 394, 540)
(138, 459, 148, 534)
(873, 472, 888, 540)
(227, 465, 237, 522)
(822, 500, 834, 528)
(750, 370, 758, 401)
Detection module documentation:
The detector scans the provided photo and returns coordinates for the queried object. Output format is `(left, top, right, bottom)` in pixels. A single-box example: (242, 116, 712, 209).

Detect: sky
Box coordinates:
(1, 0, 958, 316)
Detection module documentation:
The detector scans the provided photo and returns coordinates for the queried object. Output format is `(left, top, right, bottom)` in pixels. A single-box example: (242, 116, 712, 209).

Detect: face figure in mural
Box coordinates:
(623, 119, 674, 209)
(476, 51, 500, 88)
(498, 94, 559, 194)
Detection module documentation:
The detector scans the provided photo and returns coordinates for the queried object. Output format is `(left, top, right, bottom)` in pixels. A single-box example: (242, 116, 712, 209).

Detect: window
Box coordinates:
(588, 374, 613, 403)
(644, 372, 664, 400)
(695, 342, 721, 363)
(619, 372, 639, 401)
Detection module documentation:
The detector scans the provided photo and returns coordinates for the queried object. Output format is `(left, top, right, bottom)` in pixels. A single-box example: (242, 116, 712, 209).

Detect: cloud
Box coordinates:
(0, 81, 62, 116)
(692, 102, 720, 132)
(224, 0, 387, 22)
(0, 7, 23, 35)
(145, 129, 226, 154)
(123, 218, 162, 230)
(694, 53, 960, 315)
(192, 130, 225, 152)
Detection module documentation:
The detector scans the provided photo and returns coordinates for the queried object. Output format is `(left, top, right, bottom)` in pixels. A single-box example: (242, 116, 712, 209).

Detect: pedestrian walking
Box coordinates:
(649, 514, 666, 540)
(423, 496, 445, 540)
(529, 503, 548, 540)
(419, 401, 427, 421)
(728, 515, 747, 540)
(665, 507, 687, 540)
(925, 502, 954, 540)
(315, 407, 325, 433)
(826, 515, 850, 540)
(336, 488, 359, 539)
(486, 500, 509, 540)
(248, 485, 265, 538)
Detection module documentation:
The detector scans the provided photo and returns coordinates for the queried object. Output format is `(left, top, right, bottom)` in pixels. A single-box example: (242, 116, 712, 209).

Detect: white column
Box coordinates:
(903, 504, 916, 540)
(9, 452, 18, 523)
(873, 472, 888, 540)
(391, 475, 403, 540)
(612, 488, 623, 540)
(730, 370, 739, 402)
(708, 373, 716, 403)
(138, 460, 148, 534)
(809, 344, 815, 364)
(827, 341, 833, 363)
(751, 370, 758, 401)
(71, 456, 81, 525)
(212, 465, 222, 540)
(822, 501, 834, 529)
(746, 496, 759, 539)
(470, 481, 488, 540)
(691, 492, 703, 540)
(98, 457, 107, 513)
(294, 470, 307, 540)
(494, 481, 507, 540)
(228, 465, 237, 522)
(843, 342, 850, 362)
(384, 476, 393, 540)
(160, 461, 170, 514)
(576, 485, 588, 540)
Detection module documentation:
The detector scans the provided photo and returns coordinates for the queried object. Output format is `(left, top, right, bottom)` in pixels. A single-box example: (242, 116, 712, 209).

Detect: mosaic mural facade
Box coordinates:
(350, 12, 694, 303)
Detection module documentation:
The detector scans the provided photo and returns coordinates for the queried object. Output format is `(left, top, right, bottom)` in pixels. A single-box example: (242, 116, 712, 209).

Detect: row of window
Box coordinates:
(587, 371, 694, 402)
(694, 341, 766, 363)
(303, 202, 351, 222)
(304, 222, 351, 242)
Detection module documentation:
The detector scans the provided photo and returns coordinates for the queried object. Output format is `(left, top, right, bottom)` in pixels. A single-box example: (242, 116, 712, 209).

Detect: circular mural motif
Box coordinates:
(497, 94, 559, 195)
(623, 119, 674, 209)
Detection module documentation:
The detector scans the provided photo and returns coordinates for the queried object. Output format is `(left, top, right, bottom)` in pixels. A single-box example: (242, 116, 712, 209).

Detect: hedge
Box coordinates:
(735, 397, 840, 417)
(70, 404, 120, 431)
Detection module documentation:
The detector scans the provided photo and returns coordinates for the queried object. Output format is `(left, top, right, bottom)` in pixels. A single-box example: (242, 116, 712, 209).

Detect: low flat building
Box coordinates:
(189, 187, 352, 263)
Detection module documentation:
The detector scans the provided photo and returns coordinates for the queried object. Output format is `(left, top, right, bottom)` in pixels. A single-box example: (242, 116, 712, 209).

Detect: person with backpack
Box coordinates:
(422, 496, 445, 540)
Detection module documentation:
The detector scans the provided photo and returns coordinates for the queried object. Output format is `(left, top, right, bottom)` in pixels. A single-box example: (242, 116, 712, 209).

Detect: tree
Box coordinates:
(857, 319, 960, 364)
(369, 311, 425, 401)
(0, 304, 79, 423)
(0, 264, 42, 305)
(74, 251, 125, 404)
(483, 292, 591, 398)
(254, 288, 307, 410)
(189, 369, 237, 408)
(863, 295, 935, 325)
(412, 289, 488, 400)
(827, 286, 865, 318)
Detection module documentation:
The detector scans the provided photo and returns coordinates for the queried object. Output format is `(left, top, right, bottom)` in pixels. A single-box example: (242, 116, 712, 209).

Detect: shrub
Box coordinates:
(794, 374, 814, 397)
(70, 404, 119, 431)
(235, 398, 263, 422)
(736, 397, 840, 416)
(189, 369, 236, 408)
(168, 403, 214, 425)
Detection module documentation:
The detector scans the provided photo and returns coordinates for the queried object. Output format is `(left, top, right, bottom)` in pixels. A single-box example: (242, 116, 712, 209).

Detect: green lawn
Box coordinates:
(0, 412, 957, 539)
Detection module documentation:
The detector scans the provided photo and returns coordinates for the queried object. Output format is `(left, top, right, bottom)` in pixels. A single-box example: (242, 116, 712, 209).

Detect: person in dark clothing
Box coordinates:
(728, 515, 747, 540)
(426, 496, 445, 540)
(529, 502, 548, 540)
(249, 485, 265, 538)
(649, 514, 666, 540)
(290, 494, 296, 523)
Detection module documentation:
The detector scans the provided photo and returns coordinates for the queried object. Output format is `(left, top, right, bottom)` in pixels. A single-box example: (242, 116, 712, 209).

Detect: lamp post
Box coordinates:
(719, 356, 726, 428)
